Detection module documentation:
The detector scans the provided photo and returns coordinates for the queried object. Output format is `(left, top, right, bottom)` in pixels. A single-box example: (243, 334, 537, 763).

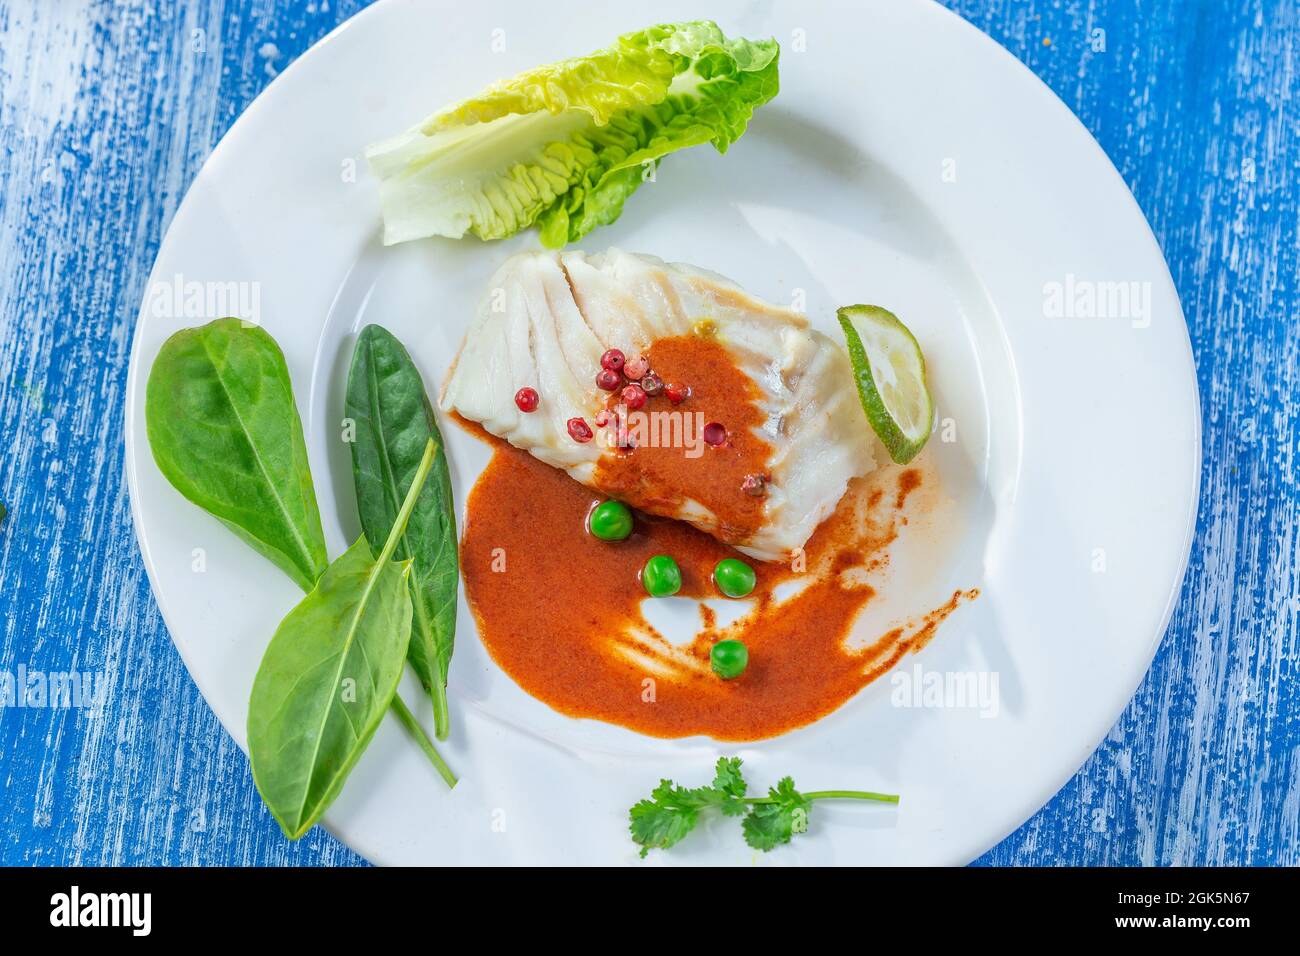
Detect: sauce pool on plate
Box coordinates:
(455, 335, 976, 740)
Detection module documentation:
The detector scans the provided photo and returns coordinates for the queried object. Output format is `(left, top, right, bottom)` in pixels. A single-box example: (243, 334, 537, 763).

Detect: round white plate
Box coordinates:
(125, 0, 1199, 865)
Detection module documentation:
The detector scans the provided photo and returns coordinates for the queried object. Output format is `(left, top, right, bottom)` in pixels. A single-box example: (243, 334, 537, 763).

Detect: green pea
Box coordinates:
(713, 558, 756, 598)
(640, 554, 682, 597)
(588, 500, 633, 541)
(711, 639, 749, 679)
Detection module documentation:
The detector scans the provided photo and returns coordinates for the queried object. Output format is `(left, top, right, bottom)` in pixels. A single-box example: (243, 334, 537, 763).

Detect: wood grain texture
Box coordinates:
(0, 0, 1294, 866)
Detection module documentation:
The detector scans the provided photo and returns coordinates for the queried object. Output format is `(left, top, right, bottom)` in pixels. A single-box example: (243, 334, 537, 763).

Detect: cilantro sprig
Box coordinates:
(629, 757, 899, 857)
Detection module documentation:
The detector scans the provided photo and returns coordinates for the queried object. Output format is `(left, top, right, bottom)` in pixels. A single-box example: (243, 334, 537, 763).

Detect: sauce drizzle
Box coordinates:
(460, 435, 977, 741)
(592, 335, 772, 543)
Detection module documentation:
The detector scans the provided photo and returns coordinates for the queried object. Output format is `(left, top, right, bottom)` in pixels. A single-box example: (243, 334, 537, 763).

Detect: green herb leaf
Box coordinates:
(247, 440, 439, 839)
(145, 318, 328, 591)
(629, 758, 897, 857)
(345, 325, 459, 739)
(629, 781, 706, 858)
(711, 757, 749, 817)
(629, 757, 750, 856)
(742, 777, 813, 851)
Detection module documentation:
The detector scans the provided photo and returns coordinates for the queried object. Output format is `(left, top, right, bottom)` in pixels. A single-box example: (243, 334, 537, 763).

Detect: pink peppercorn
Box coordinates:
(567, 417, 593, 443)
(622, 384, 647, 410)
(515, 387, 539, 412)
(664, 383, 690, 405)
(623, 354, 649, 381)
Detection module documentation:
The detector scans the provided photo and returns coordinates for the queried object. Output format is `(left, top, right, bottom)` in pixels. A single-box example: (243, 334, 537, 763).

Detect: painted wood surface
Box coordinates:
(0, 0, 1294, 865)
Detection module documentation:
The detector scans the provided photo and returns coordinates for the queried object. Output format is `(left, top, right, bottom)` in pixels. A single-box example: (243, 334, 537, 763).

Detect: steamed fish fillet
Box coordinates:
(441, 249, 876, 561)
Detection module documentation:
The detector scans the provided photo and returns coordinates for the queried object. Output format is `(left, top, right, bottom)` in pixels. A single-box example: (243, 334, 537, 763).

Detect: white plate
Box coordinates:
(124, 0, 1199, 865)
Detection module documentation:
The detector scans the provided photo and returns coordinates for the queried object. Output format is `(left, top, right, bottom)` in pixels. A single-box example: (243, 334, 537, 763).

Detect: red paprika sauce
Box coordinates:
(592, 335, 771, 543)
(456, 336, 977, 741)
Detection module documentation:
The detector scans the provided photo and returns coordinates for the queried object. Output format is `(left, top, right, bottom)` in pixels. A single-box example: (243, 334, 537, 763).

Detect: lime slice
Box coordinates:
(837, 305, 934, 465)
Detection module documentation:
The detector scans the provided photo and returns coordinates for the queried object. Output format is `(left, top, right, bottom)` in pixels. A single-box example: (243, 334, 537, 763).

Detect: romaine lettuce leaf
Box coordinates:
(366, 20, 779, 247)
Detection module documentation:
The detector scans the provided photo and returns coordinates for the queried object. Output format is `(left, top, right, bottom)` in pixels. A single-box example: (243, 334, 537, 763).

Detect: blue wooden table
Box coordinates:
(0, 0, 1295, 866)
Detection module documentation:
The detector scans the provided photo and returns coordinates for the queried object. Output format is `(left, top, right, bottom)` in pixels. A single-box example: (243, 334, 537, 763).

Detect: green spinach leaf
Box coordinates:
(248, 439, 442, 839)
(345, 324, 458, 739)
(145, 318, 328, 591)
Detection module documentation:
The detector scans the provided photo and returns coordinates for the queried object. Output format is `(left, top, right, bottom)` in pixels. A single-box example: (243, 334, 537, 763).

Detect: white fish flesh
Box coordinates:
(440, 249, 877, 561)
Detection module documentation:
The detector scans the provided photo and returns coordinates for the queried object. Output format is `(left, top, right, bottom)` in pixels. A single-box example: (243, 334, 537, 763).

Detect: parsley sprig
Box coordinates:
(629, 757, 899, 856)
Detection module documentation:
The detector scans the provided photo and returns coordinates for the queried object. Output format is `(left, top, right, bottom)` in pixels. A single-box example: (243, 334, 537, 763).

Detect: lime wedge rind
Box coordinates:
(837, 304, 934, 465)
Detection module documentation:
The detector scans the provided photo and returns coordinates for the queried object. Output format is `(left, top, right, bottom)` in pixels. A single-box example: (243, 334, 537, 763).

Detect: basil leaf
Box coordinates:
(248, 439, 438, 839)
(145, 318, 328, 591)
(345, 325, 458, 739)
